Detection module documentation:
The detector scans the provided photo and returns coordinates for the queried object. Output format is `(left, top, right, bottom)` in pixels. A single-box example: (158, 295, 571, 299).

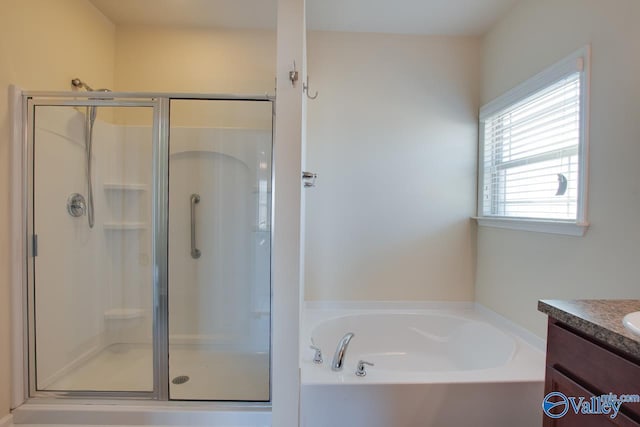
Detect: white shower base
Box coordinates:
(45, 344, 269, 401)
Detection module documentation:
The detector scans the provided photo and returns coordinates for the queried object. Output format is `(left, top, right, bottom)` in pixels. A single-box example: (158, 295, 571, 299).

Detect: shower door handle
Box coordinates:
(190, 194, 201, 259)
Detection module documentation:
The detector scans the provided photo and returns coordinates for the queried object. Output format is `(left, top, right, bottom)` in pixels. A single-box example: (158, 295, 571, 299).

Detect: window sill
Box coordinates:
(472, 217, 589, 236)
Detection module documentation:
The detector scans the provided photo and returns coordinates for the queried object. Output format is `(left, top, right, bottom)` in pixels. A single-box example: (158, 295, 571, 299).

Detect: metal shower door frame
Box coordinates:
(25, 95, 165, 399)
(23, 92, 274, 402)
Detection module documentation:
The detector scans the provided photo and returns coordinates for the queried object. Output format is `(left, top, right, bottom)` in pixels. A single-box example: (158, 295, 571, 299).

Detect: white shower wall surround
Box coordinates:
(33, 107, 271, 393)
(168, 126, 272, 353)
(34, 107, 153, 389)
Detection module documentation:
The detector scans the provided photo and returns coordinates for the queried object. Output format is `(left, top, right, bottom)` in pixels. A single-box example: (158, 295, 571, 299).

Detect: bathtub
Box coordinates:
(300, 302, 546, 427)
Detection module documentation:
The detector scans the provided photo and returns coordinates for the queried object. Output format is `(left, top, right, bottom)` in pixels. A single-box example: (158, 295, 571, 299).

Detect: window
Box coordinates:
(477, 47, 590, 236)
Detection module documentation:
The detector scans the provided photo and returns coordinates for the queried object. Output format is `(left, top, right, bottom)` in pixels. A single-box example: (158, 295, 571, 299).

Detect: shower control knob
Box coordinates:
(67, 193, 86, 217)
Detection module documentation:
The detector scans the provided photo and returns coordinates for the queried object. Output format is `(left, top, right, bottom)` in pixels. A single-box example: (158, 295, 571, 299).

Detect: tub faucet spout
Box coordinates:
(331, 332, 355, 371)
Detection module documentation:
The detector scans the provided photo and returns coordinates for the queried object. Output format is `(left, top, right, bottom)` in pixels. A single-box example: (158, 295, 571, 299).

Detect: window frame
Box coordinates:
(475, 46, 591, 236)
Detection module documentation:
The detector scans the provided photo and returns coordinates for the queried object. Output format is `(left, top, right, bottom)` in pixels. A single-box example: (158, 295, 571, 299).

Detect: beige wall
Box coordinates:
(0, 0, 115, 415)
(476, 0, 640, 337)
(0, 12, 277, 410)
(304, 32, 480, 301)
(114, 26, 276, 128)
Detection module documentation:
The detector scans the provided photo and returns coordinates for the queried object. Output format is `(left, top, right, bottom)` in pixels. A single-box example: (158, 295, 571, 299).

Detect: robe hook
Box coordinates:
(303, 76, 319, 100)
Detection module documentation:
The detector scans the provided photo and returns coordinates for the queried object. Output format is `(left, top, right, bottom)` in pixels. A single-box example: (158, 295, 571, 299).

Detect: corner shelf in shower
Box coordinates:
(103, 222, 147, 231)
(103, 183, 148, 191)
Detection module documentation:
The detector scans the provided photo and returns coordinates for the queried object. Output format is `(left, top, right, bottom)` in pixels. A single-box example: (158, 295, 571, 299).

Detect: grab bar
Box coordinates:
(190, 194, 201, 259)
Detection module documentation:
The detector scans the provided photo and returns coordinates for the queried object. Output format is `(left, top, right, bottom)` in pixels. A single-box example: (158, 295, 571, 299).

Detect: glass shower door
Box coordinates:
(30, 101, 157, 393)
(168, 99, 272, 401)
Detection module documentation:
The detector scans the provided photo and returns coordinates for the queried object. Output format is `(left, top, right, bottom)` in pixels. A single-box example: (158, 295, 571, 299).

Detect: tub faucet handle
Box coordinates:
(355, 360, 374, 377)
(309, 344, 323, 364)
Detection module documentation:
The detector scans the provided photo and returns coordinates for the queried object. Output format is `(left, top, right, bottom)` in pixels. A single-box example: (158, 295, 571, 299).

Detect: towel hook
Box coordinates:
(303, 76, 319, 100)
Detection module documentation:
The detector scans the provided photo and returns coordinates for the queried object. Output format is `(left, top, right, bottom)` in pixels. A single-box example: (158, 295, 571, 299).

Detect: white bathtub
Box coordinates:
(301, 302, 545, 427)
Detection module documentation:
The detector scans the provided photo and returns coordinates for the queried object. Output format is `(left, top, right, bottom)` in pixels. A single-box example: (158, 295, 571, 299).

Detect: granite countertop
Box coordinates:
(538, 299, 640, 359)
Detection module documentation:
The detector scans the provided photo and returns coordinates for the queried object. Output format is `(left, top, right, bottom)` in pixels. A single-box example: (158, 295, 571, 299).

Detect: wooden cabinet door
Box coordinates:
(544, 368, 639, 427)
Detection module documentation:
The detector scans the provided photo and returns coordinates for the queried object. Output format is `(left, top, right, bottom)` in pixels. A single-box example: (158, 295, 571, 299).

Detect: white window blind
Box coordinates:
(478, 48, 589, 226)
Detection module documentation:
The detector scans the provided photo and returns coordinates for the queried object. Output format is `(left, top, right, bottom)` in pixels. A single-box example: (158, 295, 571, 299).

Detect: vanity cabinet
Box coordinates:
(544, 319, 640, 426)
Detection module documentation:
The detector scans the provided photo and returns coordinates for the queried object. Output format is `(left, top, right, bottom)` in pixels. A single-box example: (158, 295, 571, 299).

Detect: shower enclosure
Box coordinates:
(24, 90, 273, 401)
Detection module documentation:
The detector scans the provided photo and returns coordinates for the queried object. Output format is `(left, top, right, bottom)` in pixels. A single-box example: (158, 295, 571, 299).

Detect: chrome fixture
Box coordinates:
(355, 360, 374, 377)
(71, 78, 112, 228)
(310, 338, 323, 364)
(71, 78, 111, 94)
(190, 193, 201, 259)
(71, 78, 94, 92)
(67, 193, 86, 217)
(288, 63, 319, 99)
(302, 171, 317, 188)
(289, 61, 299, 86)
(331, 332, 355, 371)
(303, 76, 319, 100)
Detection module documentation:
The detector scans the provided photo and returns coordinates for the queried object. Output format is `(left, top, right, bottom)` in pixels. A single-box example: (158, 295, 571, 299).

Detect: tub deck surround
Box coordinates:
(301, 301, 546, 384)
(538, 299, 640, 359)
(300, 302, 546, 427)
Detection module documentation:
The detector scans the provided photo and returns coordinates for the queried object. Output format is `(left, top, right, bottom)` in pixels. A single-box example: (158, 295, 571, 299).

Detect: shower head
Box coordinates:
(71, 78, 111, 93)
(71, 78, 94, 91)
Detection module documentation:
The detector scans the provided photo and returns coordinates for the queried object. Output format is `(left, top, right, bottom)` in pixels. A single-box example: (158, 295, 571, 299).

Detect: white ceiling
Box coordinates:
(308, 0, 519, 35)
(88, 0, 278, 30)
(89, 0, 519, 35)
